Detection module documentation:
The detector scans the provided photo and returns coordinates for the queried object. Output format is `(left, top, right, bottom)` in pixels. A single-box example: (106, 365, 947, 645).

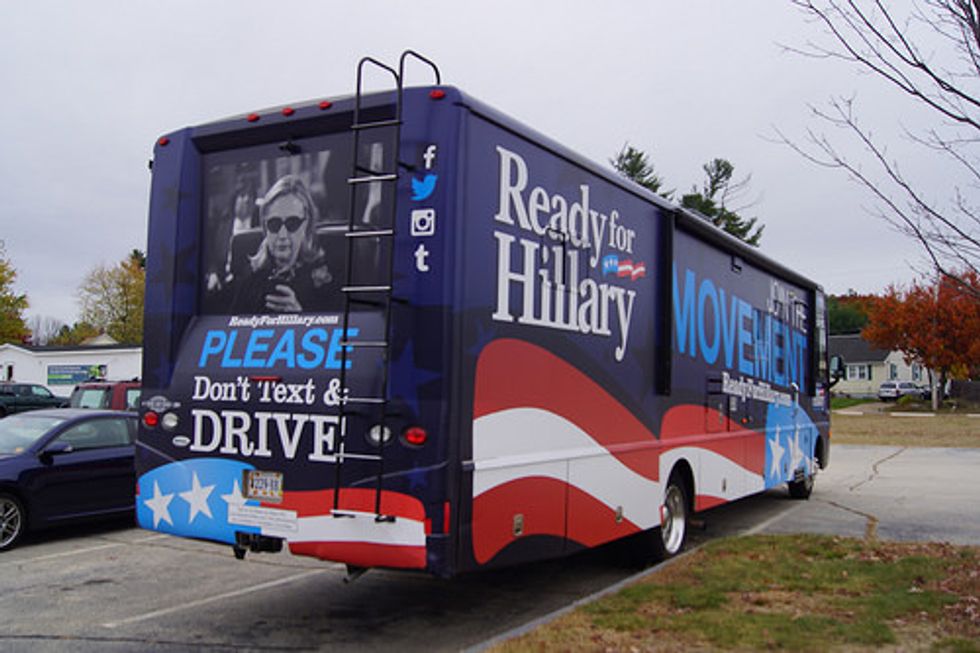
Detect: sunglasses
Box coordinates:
(265, 215, 307, 233)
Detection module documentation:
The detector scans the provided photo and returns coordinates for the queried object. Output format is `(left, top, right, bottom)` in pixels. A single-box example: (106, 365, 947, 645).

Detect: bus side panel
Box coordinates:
(670, 228, 820, 508)
(454, 112, 666, 571)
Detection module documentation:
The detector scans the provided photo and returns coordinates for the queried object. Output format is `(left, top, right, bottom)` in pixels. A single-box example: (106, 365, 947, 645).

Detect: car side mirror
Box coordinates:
(40, 441, 74, 463)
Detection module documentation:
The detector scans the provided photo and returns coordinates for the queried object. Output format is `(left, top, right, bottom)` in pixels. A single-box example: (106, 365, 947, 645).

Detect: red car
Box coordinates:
(69, 380, 141, 412)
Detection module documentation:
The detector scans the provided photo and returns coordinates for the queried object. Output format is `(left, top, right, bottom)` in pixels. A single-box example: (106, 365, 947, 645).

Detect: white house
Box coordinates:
(0, 342, 142, 398)
(829, 333, 927, 398)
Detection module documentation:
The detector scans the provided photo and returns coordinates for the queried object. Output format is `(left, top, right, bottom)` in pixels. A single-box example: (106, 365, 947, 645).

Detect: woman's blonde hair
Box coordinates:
(248, 174, 321, 272)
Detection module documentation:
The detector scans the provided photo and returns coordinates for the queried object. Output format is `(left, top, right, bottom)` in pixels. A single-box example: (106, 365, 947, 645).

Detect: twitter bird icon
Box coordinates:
(411, 174, 438, 201)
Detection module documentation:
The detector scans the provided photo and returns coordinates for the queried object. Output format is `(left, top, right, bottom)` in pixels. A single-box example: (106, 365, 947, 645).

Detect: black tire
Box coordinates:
(0, 493, 26, 552)
(652, 472, 689, 561)
(788, 472, 815, 500)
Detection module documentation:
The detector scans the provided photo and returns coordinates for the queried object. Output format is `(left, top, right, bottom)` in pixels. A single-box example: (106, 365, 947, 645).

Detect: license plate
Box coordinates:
(243, 470, 283, 503)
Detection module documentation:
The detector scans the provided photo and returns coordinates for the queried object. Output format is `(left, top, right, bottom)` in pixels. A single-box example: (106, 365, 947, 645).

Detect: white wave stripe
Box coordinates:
(286, 510, 426, 547)
(473, 409, 766, 526)
(473, 408, 662, 526)
(660, 446, 765, 503)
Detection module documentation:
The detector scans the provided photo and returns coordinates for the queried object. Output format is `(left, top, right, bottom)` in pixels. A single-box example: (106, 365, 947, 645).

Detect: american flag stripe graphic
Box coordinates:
(471, 339, 766, 564)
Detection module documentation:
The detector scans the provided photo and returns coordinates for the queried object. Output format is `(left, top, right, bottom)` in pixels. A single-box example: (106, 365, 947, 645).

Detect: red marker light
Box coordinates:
(247, 113, 260, 123)
(282, 107, 295, 117)
(143, 411, 159, 428)
(157, 137, 170, 147)
(318, 100, 333, 110)
(403, 426, 428, 446)
(429, 89, 446, 100)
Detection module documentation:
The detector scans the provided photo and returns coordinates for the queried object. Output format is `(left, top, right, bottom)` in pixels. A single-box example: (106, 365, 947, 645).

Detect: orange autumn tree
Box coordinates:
(864, 272, 980, 410)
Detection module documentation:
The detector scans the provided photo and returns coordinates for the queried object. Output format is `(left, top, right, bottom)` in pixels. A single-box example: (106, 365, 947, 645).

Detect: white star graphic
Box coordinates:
(144, 480, 174, 528)
(179, 472, 215, 523)
(768, 427, 785, 478)
(788, 428, 806, 473)
(221, 479, 248, 509)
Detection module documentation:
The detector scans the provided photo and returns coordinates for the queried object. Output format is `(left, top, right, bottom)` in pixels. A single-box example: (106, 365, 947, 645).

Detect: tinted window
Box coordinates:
(56, 418, 132, 450)
(31, 385, 53, 398)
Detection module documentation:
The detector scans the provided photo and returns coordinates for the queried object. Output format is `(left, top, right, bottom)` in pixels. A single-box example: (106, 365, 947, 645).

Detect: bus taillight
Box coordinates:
(402, 426, 427, 447)
(143, 411, 159, 428)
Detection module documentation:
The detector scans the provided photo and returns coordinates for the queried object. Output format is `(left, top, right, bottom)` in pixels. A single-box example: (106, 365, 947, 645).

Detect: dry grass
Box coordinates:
(491, 536, 980, 652)
(831, 413, 980, 448)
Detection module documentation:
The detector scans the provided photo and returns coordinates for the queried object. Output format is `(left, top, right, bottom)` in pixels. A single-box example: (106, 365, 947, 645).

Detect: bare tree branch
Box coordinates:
(785, 0, 980, 299)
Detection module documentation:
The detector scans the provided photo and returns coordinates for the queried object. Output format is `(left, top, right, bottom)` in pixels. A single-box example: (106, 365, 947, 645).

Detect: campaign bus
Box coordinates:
(136, 53, 832, 579)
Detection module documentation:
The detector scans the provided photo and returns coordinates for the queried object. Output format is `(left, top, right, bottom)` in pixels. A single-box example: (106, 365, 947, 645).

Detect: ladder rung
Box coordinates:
(342, 285, 391, 293)
(348, 174, 397, 184)
(345, 397, 386, 405)
(346, 229, 394, 238)
(339, 340, 387, 348)
(352, 119, 401, 130)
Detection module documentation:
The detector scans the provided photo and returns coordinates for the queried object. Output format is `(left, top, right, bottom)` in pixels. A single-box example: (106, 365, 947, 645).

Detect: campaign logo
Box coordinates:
(411, 174, 438, 201)
(602, 255, 647, 281)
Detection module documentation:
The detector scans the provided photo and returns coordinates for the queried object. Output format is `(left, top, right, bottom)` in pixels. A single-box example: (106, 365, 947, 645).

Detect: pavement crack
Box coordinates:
(848, 446, 906, 491)
(829, 447, 907, 541)
(824, 500, 880, 541)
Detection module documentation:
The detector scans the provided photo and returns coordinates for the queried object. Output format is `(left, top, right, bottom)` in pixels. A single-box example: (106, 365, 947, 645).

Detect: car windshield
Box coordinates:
(0, 414, 65, 455)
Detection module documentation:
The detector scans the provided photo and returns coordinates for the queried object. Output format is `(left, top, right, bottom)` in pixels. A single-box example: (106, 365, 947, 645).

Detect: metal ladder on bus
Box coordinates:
(333, 51, 441, 522)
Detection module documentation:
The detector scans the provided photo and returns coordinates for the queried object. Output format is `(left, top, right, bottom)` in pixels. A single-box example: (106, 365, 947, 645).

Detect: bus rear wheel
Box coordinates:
(652, 473, 688, 560)
(788, 472, 814, 499)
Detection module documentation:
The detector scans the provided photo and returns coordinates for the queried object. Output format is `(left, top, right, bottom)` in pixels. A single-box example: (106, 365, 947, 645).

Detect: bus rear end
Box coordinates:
(136, 84, 458, 576)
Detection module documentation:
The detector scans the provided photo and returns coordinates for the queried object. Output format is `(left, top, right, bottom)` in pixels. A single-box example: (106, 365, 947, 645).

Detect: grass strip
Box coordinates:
(492, 534, 979, 652)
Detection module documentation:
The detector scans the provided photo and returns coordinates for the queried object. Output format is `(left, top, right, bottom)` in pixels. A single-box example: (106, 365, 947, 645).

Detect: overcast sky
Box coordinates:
(1, 1, 937, 325)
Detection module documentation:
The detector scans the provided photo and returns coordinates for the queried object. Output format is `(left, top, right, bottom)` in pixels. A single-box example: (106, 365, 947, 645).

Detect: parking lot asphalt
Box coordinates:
(759, 444, 980, 545)
(0, 444, 976, 652)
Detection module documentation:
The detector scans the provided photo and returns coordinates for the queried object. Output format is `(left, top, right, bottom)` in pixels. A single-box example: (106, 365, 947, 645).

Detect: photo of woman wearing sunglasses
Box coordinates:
(228, 174, 335, 313)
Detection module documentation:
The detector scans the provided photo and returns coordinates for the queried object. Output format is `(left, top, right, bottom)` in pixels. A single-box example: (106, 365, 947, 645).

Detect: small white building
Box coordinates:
(829, 333, 927, 398)
(0, 342, 142, 398)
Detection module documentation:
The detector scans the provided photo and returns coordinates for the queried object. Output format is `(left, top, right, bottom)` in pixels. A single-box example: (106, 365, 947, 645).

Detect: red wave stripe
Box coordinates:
(566, 483, 643, 547)
(289, 541, 426, 569)
(474, 339, 659, 480)
(472, 476, 645, 564)
(660, 405, 766, 475)
(696, 495, 730, 511)
(472, 476, 566, 564)
(271, 488, 426, 521)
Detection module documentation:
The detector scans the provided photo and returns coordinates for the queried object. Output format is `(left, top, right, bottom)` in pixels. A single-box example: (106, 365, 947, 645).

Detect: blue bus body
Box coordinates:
(137, 85, 830, 578)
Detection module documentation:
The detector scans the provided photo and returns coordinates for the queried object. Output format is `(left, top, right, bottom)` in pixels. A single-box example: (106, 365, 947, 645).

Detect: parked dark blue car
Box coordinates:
(0, 409, 136, 551)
